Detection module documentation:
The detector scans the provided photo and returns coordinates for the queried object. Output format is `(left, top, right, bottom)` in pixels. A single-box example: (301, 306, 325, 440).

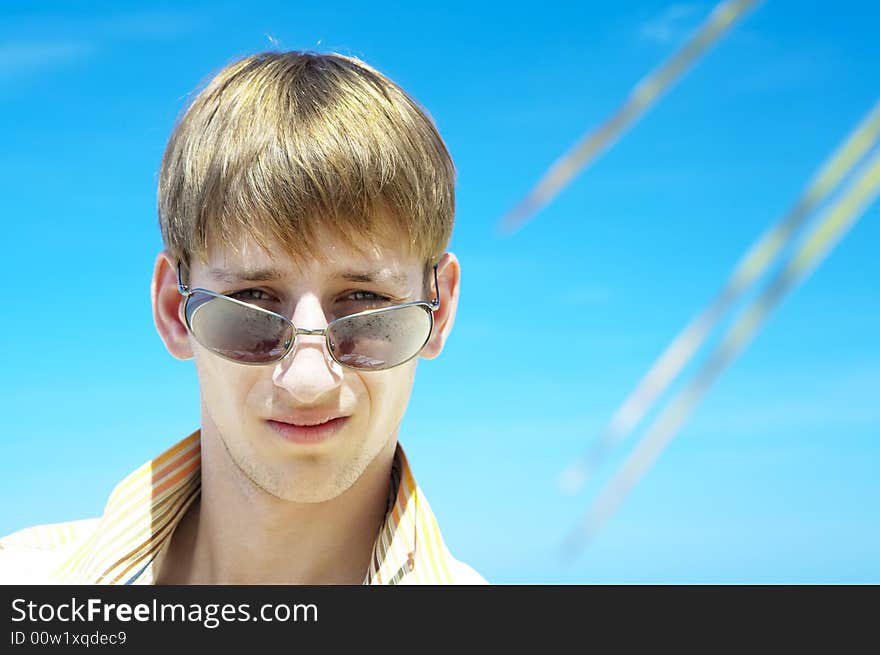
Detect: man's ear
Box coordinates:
(420, 252, 460, 360)
(151, 250, 194, 361)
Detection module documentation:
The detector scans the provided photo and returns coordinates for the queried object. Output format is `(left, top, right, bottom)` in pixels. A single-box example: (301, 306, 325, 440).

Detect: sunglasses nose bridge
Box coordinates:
(295, 327, 327, 337)
(280, 324, 338, 370)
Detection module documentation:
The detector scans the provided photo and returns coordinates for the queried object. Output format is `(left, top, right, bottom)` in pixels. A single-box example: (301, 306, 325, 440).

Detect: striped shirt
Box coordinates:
(0, 429, 486, 585)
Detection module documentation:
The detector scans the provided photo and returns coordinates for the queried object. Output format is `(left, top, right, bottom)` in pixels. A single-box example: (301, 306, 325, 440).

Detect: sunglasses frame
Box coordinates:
(176, 260, 441, 371)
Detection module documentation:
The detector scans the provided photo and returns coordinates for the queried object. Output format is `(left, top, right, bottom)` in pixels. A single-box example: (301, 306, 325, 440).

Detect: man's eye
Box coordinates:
(348, 290, 390, 302)
(228, 289, 274, 302)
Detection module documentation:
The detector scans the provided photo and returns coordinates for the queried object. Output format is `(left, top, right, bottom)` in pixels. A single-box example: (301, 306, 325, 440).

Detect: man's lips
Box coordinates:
(265, 416, 350, 444)
(268, 412, 349, 427)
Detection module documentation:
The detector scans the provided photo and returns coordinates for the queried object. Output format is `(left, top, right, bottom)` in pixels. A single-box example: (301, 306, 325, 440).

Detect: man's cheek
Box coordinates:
(200, 369, 245, 422)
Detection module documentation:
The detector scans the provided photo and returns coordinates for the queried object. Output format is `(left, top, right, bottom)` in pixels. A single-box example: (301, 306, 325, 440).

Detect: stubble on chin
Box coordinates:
(207, 424, 289, 501)
(208, 423, 378, 504)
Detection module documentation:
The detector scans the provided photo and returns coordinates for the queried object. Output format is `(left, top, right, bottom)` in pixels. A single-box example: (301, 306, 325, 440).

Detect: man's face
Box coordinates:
(184, 229, 431, 503)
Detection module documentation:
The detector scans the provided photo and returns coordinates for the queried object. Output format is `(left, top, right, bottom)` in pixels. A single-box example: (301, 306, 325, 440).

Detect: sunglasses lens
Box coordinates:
(328, 305, 433, 370)
(185, 292, 292, 364)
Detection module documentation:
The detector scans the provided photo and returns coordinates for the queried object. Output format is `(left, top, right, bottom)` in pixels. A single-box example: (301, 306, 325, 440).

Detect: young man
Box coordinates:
(0, 50, 486, 585)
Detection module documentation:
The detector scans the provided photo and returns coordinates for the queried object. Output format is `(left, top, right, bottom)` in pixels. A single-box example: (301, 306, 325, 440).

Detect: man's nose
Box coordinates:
(271, 296, 344, 402)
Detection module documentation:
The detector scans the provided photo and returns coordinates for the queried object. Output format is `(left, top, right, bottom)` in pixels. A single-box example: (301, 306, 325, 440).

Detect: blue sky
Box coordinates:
(1, 0, 877, 583)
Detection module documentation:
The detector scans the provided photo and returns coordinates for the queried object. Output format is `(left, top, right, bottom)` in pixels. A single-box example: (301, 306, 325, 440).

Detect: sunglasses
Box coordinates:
(176, 261, 440, 371)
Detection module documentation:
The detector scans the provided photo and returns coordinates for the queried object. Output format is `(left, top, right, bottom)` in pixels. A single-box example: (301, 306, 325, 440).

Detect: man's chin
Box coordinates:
(240, 448, 362, 503)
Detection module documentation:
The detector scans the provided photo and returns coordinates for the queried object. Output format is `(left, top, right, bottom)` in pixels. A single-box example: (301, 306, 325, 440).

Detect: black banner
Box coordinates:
(0, 585, 874, 649)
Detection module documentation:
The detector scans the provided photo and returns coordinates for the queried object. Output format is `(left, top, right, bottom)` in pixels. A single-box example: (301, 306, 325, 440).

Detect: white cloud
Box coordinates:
(85, 11, 196, 40)
(0, 10, 195, 81)
(687, 367, 880, 434)
(0, 41, 93, 79)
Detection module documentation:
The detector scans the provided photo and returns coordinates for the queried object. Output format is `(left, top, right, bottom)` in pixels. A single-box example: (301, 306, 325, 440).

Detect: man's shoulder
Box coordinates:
(445, 553, 490, 585)
(0, 518, 100, 584)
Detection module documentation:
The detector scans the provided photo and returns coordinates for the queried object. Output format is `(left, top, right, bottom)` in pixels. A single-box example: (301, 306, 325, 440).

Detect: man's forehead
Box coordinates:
(203, 238, 416, 287)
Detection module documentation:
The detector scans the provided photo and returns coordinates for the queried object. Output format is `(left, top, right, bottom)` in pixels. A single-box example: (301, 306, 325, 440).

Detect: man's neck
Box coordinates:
(155, 428, 397, 585)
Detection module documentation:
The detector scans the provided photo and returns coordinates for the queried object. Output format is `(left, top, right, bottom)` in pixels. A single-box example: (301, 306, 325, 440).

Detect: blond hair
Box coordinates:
(157, 50, 455, 286)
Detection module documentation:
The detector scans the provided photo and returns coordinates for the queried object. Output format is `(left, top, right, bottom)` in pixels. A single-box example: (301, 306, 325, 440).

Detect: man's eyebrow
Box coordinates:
(208, 267, 411, 287)
(208, 267, 284, 283)
(333, 270, 410, 287)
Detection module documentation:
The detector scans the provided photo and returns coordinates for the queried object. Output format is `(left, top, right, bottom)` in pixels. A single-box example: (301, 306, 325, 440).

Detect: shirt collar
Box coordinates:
(51, 429, 454, 584)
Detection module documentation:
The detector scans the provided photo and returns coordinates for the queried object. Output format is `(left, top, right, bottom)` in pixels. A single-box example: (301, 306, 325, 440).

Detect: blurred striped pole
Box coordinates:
(560, 147, 880, 559)
(497, 0, 761, 235)
(558, 100, 880, 495)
